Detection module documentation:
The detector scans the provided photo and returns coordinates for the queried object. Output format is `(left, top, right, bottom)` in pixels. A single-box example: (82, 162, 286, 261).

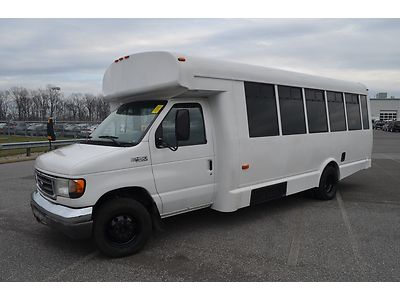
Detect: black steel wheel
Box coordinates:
(93, 197, 152, 257)
(314, 165, 339, 201)
(106, 214, 140, 245)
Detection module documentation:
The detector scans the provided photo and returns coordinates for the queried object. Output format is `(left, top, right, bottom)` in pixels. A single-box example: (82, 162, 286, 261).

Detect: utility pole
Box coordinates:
(47, 86, 60, 151)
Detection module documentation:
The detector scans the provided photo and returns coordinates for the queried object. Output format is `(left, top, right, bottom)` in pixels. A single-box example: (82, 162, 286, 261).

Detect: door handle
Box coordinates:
(208, 159, 213, 171)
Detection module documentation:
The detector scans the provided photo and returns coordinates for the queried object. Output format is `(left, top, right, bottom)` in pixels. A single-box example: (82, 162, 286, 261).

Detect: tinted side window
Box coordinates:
(244, 82, 279, 137)
(327, 91, 346, 131)
(305, 88, 328, 133)
(156, 103, 206, 147)
(360, 95, 369, 129)
(345, 93, 362, 130)
(278, 85, 306, 135)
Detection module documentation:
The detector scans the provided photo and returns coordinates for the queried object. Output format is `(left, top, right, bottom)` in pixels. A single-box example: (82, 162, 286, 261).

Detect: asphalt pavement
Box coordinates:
(0, 130, 399, 281)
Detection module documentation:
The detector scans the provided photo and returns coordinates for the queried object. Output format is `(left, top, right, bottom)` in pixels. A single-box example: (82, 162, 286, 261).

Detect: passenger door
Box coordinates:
(149, 101, 215, 215)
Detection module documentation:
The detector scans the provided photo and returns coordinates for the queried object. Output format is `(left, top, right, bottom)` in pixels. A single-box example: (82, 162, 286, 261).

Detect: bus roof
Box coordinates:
(102, 51, 368, 102)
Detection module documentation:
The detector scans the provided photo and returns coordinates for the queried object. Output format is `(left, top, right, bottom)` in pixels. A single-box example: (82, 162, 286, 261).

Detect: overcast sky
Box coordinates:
(0, 19, 399, 97)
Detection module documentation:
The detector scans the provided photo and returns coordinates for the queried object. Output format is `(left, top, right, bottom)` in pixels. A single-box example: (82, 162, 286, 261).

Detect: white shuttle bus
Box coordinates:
(31, 52, 372, 257)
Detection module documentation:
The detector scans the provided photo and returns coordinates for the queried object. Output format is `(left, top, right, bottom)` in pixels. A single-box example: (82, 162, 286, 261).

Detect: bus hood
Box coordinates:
(35, 142, 151, 176)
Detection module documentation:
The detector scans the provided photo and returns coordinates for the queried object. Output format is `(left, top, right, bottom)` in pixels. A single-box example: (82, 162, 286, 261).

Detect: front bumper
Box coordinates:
(30, 190, 93, 239)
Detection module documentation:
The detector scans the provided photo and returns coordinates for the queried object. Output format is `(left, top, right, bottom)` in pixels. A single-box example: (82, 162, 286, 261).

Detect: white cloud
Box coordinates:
(0, 19, 399, 97)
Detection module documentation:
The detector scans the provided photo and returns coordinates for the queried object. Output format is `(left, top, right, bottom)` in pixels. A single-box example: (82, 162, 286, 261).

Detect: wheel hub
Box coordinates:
(325, 174, 335, 193)
(107, 215, 138, 244)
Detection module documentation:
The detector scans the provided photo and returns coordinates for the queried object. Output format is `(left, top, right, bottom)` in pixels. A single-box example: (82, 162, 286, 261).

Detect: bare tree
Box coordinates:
(46, 85, 61, 118)
(10, 87, 31, 120)
(31, 90, 42, 120)
(1, 87, 110, 122)
(70, 94, 86, 121)
(84, 94, 97, 121)
(95, 95, 110, 121)
(64, 97, 79, 121)
(30, 89, 52, 121)
(38, 89, 50, 121)
(0, 90, 10, 120)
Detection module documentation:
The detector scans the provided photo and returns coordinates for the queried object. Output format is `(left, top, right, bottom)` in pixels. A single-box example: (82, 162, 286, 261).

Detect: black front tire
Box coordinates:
(93, 197, 152, 258)
(314, 165, 339, 201)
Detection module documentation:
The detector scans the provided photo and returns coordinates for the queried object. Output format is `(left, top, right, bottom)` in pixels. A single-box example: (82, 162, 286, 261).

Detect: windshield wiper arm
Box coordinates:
(98, 135, 121, 146)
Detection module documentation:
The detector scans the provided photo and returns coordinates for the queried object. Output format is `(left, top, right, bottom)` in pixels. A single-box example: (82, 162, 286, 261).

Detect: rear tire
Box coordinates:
(93, 197, 152, 257)
(314, 165, 339, 201)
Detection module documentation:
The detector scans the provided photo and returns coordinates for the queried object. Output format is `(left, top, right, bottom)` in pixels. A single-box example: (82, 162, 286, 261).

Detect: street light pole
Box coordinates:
(47, 86, 60, 151)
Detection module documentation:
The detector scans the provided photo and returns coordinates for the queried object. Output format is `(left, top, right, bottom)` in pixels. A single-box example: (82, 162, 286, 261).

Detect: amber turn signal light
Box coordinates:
(69, 179, 86, 198)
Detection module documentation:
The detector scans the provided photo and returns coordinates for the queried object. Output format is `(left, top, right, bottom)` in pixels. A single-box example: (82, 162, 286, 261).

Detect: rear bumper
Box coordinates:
(30, 190, 93, 239)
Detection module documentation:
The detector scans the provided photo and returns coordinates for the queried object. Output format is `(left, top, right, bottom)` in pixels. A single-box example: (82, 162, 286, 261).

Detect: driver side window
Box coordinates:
(156, 103, 207, 147)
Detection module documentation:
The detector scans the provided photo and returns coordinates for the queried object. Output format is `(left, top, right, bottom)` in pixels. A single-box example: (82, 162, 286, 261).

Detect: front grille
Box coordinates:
(36, 171, 56, 199)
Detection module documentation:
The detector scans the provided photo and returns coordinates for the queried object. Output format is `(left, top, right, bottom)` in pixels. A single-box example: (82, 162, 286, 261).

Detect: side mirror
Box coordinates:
(155, 126, 163, 147)
(175, 109, 190, 141)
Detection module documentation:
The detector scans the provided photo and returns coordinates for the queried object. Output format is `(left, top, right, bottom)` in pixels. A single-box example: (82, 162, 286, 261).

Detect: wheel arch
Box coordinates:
(319, 159, 340, 181)
(93, 186, 163, 230)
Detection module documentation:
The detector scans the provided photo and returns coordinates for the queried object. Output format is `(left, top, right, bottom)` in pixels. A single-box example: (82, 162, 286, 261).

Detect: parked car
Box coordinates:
(14, 122, 28, 135)
(27, 123, 41, 136)
(64, 124, 81, 137)
(4, 121, 17, 134)
(35, 123, 47, 136)
(53, 123, 66, 137)
(382, 122, 390, 131)
(388, 121, 400, 132)
(78, 123, 98, 138)
(373, 120, 385, 130)
(26, 123, 44, 136)
(0, 122, 7, 134)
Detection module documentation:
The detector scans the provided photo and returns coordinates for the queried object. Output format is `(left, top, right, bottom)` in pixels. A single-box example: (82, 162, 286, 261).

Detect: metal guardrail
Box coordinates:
(0, 139, 85, 157)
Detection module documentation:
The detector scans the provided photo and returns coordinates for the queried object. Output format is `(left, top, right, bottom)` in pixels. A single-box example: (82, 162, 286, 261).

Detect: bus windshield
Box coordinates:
(88, 100, 167, 147)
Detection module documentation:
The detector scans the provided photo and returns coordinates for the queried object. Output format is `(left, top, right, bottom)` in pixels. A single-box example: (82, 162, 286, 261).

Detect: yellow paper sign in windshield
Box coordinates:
(152, 104, 164, 114)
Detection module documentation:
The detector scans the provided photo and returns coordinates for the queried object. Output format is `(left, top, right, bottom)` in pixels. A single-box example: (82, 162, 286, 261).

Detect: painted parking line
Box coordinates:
(336, 190, 365, 273)
(287, 209, 304, 266)
(381, 153, 400, 165)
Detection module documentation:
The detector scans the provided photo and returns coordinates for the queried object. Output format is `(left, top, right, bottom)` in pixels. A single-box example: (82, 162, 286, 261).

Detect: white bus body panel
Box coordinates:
(147, 99, 215, 216)
(103, 51, 367, 102)
(35, 141, 163, 212)
(103, 52, 189, 101)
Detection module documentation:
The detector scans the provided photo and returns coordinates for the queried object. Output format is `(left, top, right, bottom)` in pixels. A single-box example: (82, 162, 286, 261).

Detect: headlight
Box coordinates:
(55, 178, 86, 199)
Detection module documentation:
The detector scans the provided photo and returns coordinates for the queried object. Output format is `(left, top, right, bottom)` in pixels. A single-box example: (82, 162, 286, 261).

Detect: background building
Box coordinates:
(370, 93, 400, 121)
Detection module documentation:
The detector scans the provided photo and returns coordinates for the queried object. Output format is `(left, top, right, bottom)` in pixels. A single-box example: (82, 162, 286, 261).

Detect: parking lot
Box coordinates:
(0, 130, 399, 281)
(0, 121, 99, 138)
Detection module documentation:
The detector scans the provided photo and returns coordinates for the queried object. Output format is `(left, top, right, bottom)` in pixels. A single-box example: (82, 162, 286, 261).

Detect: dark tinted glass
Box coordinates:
(156, 103, 206, 147)
(305, 88, 328, 133)
(278, 85, 306, 135)
(360, 95, 369, 129)
(244, 82, 279, 137)
(345, 93, 362, 130)
(327, 91, 346, 131)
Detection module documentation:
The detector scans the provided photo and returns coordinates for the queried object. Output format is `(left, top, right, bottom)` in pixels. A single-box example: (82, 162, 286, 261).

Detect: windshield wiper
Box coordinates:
(98, 135, 121, 146)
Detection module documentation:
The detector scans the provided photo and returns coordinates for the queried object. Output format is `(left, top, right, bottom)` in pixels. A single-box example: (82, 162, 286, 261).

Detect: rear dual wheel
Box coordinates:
(93, 197, 152, 257)
(314, 165, 339, 200)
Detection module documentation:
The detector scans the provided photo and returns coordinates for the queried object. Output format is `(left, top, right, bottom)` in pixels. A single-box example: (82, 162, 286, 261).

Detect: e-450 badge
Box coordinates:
(131, 156, 148, 163)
